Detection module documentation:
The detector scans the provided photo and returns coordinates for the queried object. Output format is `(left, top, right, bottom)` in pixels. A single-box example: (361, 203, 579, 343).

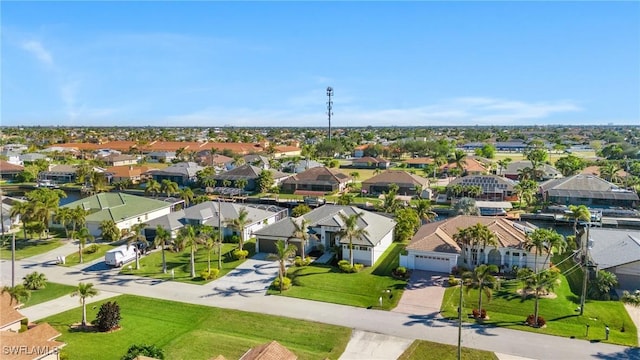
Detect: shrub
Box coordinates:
(472, 308, 487, 319)
(395, 266, 407, 275)
(95, 301, 121, 332)
(121, 344, 165, 360)
(232, 249, 249, 260)
(200, 269, 220, 280)
(338, 260, 363, 273)
(224, 235, 240, 244)
(293, 256, 312, 267)
(272, 276, 292, 290)
(23, 272, 47, 290)
(84, 244, 99, 254)
(448, 275, 460, 287)
(525, 314, 546, 327)
(451, 265, 469, 276)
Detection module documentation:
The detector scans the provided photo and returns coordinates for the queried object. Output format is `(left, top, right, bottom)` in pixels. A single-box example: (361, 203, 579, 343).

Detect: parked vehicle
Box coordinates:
(105, 245, 138, 267)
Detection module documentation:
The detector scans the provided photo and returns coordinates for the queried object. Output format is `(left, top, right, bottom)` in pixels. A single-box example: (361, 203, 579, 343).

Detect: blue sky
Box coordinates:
(2, 2, 639, 127)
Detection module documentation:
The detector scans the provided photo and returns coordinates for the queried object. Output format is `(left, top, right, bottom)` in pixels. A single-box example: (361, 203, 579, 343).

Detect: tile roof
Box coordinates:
(240, 340, 297, 360)
(282, 166, 351, 185)
(0, 292, 25, 328)
(62, 193, 172, 223)
(407, 215, 528, 253)
(540, 174, 639, 201)
(0, 160, 24, 172)
(441, 158, 487, 173)
(0, 323, 65, 360)
(353, 156, 389, 164)
(362, 170, 428, 187)
(504, 161, 561, 176)
(404, 157, 434, 165)
(106, 165, 151, 178)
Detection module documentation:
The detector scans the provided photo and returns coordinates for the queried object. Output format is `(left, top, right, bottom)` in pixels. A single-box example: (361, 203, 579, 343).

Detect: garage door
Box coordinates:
(414, 254, 450, 273)
(258, 238, 278, 255)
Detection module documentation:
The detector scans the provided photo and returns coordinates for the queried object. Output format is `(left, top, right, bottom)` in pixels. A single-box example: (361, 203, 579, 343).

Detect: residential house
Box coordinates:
(361, 170, 429, 196)
(146, 151, 177, 163)
(461, 142, 529, 152)
(350, 157, 391, 169)
(19, 153, 49, 164)
(1, 151, 23, 166)
(281, 159, 323, 174)
(56, 193, 173, 237)
(212, 164, 290, 192)
(281, 167, 351, 195)
(0, 144, 28, 154)
(143, 201, 287, 242)
(0, 160, 24, 181)
(273, 145, 302, 159)
(503, 160, 562, 180)
(587, 228, 640, 290)
(540, 174, 639, 208)
(240, 341, 297, 360)
(404, 157, 433, 169)
(441, 158, 488, 176)
(254, 205, 396, 266)
(353, 144, 368, 158)
(1, 196, 26, 232)
(147, 162, 203, 186)
(447, 175, 517, 200)
(100, 154, 138, 167)
(403, 215, 541, 273)
(242, 154, 270, 169)
(106, 165, 151, 184)
(37, 165, 78, 184)
(195, 152, 233, 169)
(0, 292, 25, 332)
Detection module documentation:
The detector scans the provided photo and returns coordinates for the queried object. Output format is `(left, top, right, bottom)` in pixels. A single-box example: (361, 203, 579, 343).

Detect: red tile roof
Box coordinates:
(0, 160, 24, 172)
(240, 340, 297, 360)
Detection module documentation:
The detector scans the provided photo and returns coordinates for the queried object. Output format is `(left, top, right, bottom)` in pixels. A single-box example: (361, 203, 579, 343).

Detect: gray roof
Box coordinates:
(149, 162, 203, 177)
(253, 205, 396, 247)
(504, 161, 561, 177)
(540, 175, 639, 201)
(214, 164, 289, 181)
(589, 228, 640, 269)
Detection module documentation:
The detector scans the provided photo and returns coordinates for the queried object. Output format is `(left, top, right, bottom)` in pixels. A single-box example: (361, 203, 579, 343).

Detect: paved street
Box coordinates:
(1, 251, 638, 360)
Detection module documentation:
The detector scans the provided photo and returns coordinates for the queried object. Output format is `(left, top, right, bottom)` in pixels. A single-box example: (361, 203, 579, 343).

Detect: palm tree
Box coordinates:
(589, 270, 618, 300)
(23, 272, 47, 290)
(599, 162, 622, 183)
(202, 229, 219, 273)
(55, 207, 73, 238)
(462, 264, 498, 317)
(161, 179, 179, 198)
(75, 227, 94, 264)
(71, 282, 98, 327)
(267, 239, 297, 293)
(567, 204, 590, 238)
(497, 158, 512, 176)
(336, 212, 369, 267)
(1, 285, 31, 305)
(337, 192, 355, 205)
(177, 225, 198, 278)
(453, 197, 480, 216)
(349, 172, 360, 181)
(451, 150, 467, 174)
(153, 226, 172, 274)
(145, 179, 161, 197)
(524, 228, 566, 272)
(228, 208, 250, 251)
(517, 268, 559, 328)
(99, 220, 121, 242)
(289, 217, 310, 259)
(472, 224, 498, 266)
(235, 178, 248, 193)
(179, 187, 194, 208)
(414, 199, 437, 224)
(10, 201, 31, 241)
(222, 179, 232, 188)
(128, 223, 147, 270)
(71, 206, 88, 238)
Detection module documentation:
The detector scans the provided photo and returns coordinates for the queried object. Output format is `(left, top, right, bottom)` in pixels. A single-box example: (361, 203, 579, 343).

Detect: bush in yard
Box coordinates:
(121, 344, 165, 360)
(95, 301, 121, 332)
(392, 266, 409, 279)
(232, 249, 249, 260)
(525, 314, 546, 327)
(338, 260, 363, 273)
(472, 308, 487, 319)
(225, 235, 240, 244)
(200, 269, 219, 280)
(272, 276, 292, 290)
(293, 256, 312, 267)
(451, 265, 469, 276)
(20, 318, 28, 332)
(84, 244, 99, 254)
(23, 271, 47, 290)
(448, 275, 460, 287)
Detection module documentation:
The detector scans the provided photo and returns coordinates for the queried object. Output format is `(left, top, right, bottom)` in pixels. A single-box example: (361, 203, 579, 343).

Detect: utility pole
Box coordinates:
(218, 197, 223, 270)
(457, 281, 463, 360)
(326, 87, 333, 143)
(579, 224, 590, 315)
(11, 233, 16, 287)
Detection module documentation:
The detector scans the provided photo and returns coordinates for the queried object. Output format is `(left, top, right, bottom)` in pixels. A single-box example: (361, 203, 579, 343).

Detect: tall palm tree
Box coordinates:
(153, 226, 172, 274)
(1, 285, 31, 305)
(497, 158, 512, 176)
(462, 264, 498, 316)
(472, 224, 498, 266)
(267, 239, 297, 293)
(567, 204, 590, 238)
(71, 282, 98, 327)
(414, 199, 437, 224)
(517, 268, 559, 328)
(145, 179, 161, 197)
(235, 178, 248, 193)
(55, 207, 73, 238)
(75, 227, 94, 264)
(10, 201, 31, 241)
(179, 187, 194, 208)
(161, 179, 179, 198)
(177, 225, 198, 278)
(228, 208, 250, 251)
(599, 162, 622, 183)
(336, 212, 369, 267)
(99, 219, 121, 242)
(128, 223, 147, 270)
(202, 229, 219, 273)
(453, 197, 480, 216)
(71, 206, 88, 238)
(289, 217, 309, 258)
(451, 150, 467, 174)
(525, 228, 566, 272)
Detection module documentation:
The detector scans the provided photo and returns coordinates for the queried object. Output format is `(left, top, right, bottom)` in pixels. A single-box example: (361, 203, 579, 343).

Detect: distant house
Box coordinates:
(254, 205, 396, 266)
(447, 175, 517, 200)
(196, 152, 233, 169)
(361, 170, 429, 196)
(147, 162, 203, 186)
(351, 157, 391, 169)
(0, 160, 23, 180)
(146, 151, 177, 163)
(281, 159, 323, 174)
(273, 145, 302, 159)
(587, 228, 640, 290)
(540, 174, 639, 208)
(106, 165, 151, 184)
(353, 144, 368, 158)
(19, 153, 49, 163)
(1, 197, 26, 231)
(403, 215, 541, 273)
(404, 157, 433, 169)
(56, 193, 173, 237)
(240, 340, 297, 360)
(441, 158, 488, 175)
(460, 141, 529, 152)
(503, 160, 562, 180)
(281, 167, 351, 195)
(212, 164, 290, 192)
(100, 153, 138, 167)
(37, 164, 78, 184)
(143, 201, 287, 242)
(242, 154, 270, 169)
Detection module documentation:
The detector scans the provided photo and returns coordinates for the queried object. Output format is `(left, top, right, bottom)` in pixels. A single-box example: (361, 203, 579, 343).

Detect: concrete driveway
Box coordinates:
(339, 330, 413, 360)
(393, 270, 447, 316)
(203, 254, 280, 298)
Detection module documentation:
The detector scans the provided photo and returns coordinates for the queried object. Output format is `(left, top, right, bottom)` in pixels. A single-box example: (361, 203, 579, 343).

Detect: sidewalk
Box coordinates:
(21, 291, 121, 322)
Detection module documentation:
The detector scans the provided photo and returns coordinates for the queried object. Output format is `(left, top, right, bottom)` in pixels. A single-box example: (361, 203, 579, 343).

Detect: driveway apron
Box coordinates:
(393, 270, 447, 316)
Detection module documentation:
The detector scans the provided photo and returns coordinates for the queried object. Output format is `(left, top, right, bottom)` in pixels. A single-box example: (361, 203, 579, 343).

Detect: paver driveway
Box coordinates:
(393, 270, 447, 315)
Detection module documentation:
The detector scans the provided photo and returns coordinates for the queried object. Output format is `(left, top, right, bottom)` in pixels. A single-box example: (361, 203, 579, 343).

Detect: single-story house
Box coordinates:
(211, 164, 290, 192)
(100, 153, 138, 167)
(281, 167, 351, 195)
(0, 292, 25, 332)
(146, 151, 177, 163)
(242, 154, 270, 169)
(273, 145, 302, 159)
(19, 153, 49, 163)
(254, 205, 396, 266)
(350, 157, 391, 169)
(55, 193, 173, 237)
(403, 215, 541, 273)
(587, 228, 640, 290)
(441, 158, 488, 176)
(240, 340, 297, 360)
(0, 160, 23, 180)
(1, 197, 26, 231)
(143, 201, 287, 242)
(281, 159, 323, 174)
(540, 174, 639, 208)
(196, 152, 233, 169)
(404, 157, 433, 169)
(361, 170, 429, 196)
(503, 160, 562, 180)
(106, 165, 151, 184)
(147, 162, 203, 186)
(447, 175, 517, 200)
(37, 164, 78, 184)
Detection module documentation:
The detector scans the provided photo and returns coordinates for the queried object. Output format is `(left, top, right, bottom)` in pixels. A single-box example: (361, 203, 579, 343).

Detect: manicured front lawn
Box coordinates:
(61, 242, 120, 266)
(21, 282, 76, 308)
(120, 240, 256, 284)
(268, 242, 407, 310)
(42, 295, 351, 360)
(440, 272, 638, 346)
(398, 340, 498, 360)
(0, 237, 63, 260)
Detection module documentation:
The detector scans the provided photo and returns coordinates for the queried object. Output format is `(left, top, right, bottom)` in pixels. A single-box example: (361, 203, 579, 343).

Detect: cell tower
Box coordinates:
(326, 86, 333, 142)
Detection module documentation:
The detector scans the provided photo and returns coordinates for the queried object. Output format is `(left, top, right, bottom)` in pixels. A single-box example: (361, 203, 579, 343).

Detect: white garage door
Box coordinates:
(414, 254, 450, 273)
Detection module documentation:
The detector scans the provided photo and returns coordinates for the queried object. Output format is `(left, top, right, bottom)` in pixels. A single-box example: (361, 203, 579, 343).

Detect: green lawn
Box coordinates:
(0, 237, 64, 260)
(268, 242, 407, 310)
(440, 272, 638, 346)
(119, 240, 256, 284)
(42, 294, 351, 360)
(61, 242, 121, 266)
(21, 282, 76, 308)
(398, 340, 498, 360)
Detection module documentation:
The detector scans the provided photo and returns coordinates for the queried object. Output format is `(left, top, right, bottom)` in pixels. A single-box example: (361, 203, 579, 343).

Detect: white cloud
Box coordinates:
(21, 40, 54, 66)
